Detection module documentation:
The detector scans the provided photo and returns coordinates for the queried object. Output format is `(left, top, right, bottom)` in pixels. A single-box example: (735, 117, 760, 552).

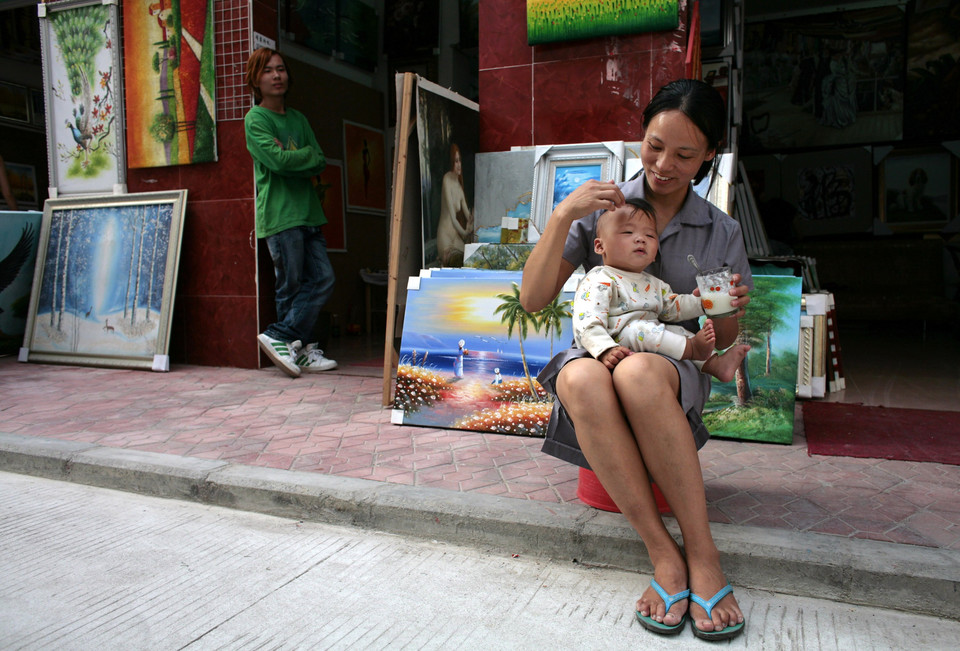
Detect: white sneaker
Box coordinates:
(257, 333, 301, 377)
(295, 343, 338, 372)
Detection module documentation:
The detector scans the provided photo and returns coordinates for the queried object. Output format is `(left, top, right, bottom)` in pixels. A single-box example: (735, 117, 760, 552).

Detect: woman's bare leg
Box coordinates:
(556, 358, 688, 627)
(612, 354, 744, 633)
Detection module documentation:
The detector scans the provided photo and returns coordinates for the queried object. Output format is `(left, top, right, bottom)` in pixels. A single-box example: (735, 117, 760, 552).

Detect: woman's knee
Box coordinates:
(612, 354, 680, 405)
(555, 359, 617, 414)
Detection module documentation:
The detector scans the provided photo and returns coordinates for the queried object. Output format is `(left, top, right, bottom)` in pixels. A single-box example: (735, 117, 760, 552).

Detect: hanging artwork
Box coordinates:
(21, 190, 188, 371)
(704, 274, 803, 444)
(123, 0, 217, 168)
(742, 5, 905, 153)
(527, 0, 679, 46)
(0, 81, 31, 124)
(415, 77, 479, 268)
(905, 2, 960, 141)
(393, 269, 577, 436)
(1, 163, 40, 210)
(317, 159, 346, 252)
(780, 147, 873, 238)
(342, 120, 387, 215)
(879, 146, 958, 232)
(530, 142, 624, 236)
(40, 0, 126, 195)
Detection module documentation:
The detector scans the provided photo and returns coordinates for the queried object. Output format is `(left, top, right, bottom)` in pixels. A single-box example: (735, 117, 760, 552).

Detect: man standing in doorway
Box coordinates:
(244, 48, 337, 376)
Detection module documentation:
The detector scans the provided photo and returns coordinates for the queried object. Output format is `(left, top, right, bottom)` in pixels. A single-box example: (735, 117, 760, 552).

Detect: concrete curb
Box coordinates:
(1, 432, 957, 619)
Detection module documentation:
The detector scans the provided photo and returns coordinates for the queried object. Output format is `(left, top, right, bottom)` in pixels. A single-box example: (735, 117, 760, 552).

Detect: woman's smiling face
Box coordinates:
(640, 109, 715, 199)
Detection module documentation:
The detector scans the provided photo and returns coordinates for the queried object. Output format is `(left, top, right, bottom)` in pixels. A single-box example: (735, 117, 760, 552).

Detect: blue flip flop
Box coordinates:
(690, 583, 745, 641)
(635, 579, 690, 635)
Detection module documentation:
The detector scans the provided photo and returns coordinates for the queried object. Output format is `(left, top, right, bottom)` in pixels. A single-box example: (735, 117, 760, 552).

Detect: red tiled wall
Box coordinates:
(126, 0, 260, 368)
(478, 0, 689, 152)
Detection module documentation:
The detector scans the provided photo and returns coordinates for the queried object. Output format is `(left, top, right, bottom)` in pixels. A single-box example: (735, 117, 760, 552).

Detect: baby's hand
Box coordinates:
(599, 345, 632, 370)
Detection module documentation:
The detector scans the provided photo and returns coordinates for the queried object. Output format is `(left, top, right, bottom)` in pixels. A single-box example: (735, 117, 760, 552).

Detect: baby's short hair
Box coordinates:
(597, 198, 657, 236)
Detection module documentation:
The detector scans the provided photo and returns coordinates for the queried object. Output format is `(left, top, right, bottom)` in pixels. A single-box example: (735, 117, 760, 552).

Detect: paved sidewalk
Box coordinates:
(1, 354, 959, 619)
(5, 472, 959, 650)
(2, 355, 958, 550)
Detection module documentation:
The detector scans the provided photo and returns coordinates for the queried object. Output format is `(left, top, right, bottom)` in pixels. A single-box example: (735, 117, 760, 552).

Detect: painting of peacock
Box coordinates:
(65, 105, 93, 160)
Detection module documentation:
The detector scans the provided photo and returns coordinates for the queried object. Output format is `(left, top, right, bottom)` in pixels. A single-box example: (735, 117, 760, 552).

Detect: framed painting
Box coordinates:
(415, 77, 480, 268)
(0, 81, 31, 124)
(879, 147, 957, 232)
(342, 120, 387, 215)
(21, 190, 188, 371)
(473, 150, 534, 244)
(780, 147, 873, 238)
(742, 5, 905, 153)
(40, 0, 126, 196)
(1, 163, 40, 210)
(531, 142, 624, 236)
(317, 159, 346, 252)
(905, 2, 960, 141)
(704, 274, 803, 444)
(123, 0, 217, 168)
(392, 269, 578, 436)
(527, 0, 678, 46)
(0, 211, 43, 355)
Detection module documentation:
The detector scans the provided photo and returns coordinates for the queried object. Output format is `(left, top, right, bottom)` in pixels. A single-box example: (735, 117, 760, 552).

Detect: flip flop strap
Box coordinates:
(651, 579, 691, 611)
(690, 583, 733, 619)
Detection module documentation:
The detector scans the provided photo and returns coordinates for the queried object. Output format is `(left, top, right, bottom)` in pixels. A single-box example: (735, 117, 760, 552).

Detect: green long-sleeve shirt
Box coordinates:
(244, 105, 327, 238)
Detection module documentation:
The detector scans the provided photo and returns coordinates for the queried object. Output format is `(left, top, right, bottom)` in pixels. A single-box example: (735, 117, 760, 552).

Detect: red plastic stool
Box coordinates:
(577, 467, 671, 514)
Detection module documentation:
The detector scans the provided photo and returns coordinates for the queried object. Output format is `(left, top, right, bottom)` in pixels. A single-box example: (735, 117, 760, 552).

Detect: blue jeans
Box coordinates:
(263, 225, 335, 344)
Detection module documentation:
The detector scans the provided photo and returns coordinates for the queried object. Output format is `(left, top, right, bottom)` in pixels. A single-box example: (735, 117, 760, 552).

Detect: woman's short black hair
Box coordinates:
(642, 79, 727, 184)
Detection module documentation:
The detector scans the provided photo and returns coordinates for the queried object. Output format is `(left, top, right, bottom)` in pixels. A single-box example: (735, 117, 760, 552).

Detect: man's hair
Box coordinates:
(245, 48, 290, 102)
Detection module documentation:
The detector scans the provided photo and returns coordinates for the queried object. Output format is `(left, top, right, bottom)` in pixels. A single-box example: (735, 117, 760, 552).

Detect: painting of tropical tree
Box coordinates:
(123, 0, 217, 167)
(703, 275, 803, 444)
(393, 272, 575, 436)
(535, 293, 573, 360)
(495, 282, 541, 401)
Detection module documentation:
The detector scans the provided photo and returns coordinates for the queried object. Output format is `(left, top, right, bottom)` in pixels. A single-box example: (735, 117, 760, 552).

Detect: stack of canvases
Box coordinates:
(798, 292, 845, 399)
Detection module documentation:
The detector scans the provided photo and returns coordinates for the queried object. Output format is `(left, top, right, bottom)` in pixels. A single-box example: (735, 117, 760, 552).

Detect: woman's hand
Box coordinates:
(729, 273, 751, 318)
(705, 273, 750, 349)
(553, 179, 625, 224)
(691, 273, 751, 319)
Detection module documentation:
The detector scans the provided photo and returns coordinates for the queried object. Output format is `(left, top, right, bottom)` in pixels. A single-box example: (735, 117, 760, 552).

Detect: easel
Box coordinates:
(381, 72, 421, 405)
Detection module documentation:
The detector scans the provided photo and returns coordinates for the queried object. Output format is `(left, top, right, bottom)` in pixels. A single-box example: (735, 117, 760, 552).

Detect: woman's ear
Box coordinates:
(704, 147, 717, 163)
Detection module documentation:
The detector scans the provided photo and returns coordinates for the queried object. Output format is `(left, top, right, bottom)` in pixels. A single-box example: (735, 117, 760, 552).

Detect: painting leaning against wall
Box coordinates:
(21, 191, 188, 371)
(123, 0, 217, 168)
(394, 270, 576, 437)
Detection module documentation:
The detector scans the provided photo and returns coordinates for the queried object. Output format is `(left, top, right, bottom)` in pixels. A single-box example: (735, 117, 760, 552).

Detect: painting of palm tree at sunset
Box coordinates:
(394, 270, 576, 436)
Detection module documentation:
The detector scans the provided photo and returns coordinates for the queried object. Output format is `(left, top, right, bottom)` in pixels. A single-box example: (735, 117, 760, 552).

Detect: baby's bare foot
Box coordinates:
(688, 319, 717, 361)
(702, 343, 750, 382)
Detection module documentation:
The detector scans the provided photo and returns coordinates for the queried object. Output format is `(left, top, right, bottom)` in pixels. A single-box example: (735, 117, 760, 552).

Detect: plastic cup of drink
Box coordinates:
(696, 266, 737, 317)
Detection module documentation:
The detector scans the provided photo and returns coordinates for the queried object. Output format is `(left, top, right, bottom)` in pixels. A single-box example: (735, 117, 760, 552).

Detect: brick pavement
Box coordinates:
(2, 353, 958, 551)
